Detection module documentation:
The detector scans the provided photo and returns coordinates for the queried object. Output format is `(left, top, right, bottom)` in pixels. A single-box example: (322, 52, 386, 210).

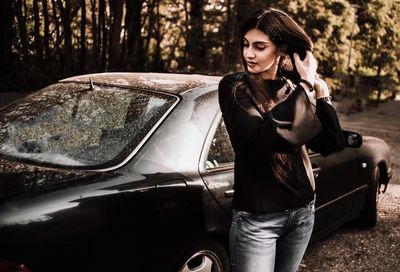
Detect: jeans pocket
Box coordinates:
(297, 206, 315, 229)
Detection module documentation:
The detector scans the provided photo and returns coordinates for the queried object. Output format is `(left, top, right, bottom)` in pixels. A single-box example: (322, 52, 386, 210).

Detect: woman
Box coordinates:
(218, 8, 345, 272)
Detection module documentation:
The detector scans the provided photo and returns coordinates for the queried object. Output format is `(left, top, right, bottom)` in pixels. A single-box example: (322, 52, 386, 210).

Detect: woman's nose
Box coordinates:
(245, 48, 255, 59)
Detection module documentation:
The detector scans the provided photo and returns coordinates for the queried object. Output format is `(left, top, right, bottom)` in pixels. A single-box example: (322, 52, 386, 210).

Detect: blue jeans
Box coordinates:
(229, 201, 315, 272)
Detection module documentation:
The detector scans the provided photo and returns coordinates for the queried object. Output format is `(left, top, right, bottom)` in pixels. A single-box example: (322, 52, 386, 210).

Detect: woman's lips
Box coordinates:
(247, 61, 257, 68)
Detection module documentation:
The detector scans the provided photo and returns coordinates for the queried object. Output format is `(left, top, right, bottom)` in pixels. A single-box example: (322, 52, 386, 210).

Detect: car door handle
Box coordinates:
(225, 190, 234, 198)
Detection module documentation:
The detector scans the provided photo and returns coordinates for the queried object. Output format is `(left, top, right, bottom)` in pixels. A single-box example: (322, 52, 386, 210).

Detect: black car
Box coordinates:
(0, 73, 392, 272)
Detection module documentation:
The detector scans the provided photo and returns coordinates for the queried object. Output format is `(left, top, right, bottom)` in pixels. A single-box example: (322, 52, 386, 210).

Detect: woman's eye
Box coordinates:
(243, 43, 249, 47)
(256, 46, 266, 50)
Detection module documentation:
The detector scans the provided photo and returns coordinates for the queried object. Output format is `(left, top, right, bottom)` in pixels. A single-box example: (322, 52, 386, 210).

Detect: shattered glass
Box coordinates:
(0, 83, 177, 168)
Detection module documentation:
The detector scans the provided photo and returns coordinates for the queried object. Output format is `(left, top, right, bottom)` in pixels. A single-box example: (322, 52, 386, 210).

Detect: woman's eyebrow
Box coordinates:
(254, 41, 269, 45)
(243, 37, 270, 45)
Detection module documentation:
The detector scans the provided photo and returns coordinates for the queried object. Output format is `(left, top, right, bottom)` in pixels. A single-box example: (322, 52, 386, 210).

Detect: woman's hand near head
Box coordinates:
(293, 51, 317, 87)
(292, 51, 330, 98)
(314, 75, 331, 103)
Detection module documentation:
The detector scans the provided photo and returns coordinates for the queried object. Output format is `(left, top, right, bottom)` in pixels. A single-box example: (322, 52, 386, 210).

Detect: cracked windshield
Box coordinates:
(0, 83, 176, 168)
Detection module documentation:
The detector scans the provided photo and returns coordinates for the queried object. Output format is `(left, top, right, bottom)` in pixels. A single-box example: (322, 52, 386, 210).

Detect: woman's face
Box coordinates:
(243, 28, 280, 78)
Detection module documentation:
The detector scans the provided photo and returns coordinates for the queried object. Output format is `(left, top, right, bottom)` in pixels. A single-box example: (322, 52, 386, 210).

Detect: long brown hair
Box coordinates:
(237, 8, 314, 182)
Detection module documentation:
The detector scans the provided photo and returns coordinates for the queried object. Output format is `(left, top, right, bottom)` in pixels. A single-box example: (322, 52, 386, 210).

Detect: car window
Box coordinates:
(0, 82, 177, 169)
(206, 119, 235, 170)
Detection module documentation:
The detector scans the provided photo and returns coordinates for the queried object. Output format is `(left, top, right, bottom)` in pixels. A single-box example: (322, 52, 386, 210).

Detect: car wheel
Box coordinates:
(356, 166, 380, 228)
(175, 240, 230, 272)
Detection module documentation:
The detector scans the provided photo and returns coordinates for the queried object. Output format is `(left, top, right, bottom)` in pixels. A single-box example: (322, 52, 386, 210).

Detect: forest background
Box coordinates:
(0, 0, 399, 101)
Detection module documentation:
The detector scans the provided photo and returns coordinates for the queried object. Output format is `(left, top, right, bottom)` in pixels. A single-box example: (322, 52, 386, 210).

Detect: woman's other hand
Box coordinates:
(314, 76, 332, 105)
(293, 51, 317, 86)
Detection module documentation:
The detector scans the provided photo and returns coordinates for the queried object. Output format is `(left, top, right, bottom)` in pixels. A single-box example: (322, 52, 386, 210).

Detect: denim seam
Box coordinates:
(234, 212, 241, 271)
(285, 210, 294, 232)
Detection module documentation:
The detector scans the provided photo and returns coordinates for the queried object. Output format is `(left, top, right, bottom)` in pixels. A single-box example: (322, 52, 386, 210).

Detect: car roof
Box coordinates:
(60, 72, 222, 95)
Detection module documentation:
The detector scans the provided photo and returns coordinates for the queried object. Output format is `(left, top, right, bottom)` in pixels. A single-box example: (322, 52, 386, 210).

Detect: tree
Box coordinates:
(33, 0, 42, 60)
(42, 0, 50, 59)
(222, 0, 244, 72)
(284, 0, 356, 77)
(99, 0, 108, 70)
(0, 0, 14, 77)
(151, 0, 164, 71)
(125, 0, 145, 71)
(108, 0, 123, 71)
(353, 0, 400, 98)
(80, 0, 87, 73)
(89, 0, 99, 71)
(15, 0, 29, 60)
(57, 0, 73, 74)
(2, 0, 399, 95)
(186, 0, 206, 71)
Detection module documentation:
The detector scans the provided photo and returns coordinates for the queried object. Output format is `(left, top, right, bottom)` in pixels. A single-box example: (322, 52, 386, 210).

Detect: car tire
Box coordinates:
(356, 166, 380, 229)
(174, 240, 230, 272)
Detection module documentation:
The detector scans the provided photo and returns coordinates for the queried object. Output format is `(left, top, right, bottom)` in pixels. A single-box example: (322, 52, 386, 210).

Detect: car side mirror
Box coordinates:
(343, 130, 362, 148)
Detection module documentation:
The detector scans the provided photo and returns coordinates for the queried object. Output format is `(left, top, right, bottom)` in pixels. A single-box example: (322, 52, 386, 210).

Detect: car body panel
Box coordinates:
(309, 147, 366, 240)
(61, 72, 221, 95)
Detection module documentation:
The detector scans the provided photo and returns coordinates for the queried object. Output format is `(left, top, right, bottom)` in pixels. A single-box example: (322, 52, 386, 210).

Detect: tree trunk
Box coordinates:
(51, 0, 61, 53)
(143, 0, 156, 61)
(125, 0, 145, 71)
(165, 30, 183, 71)
(99, 0, 108, 70)
(0, 0, 14, 76)
(152, 0, 163, 71)
(376, 66, 382, 102)
(57, 0, 73, 74)
(223, 0, 242, 71)
(15, 0, 28, 59)
(80, 0, 87, 73)
(222, 0, 232, 66)
(108, 0, 124, 71)
(90, 0, 98, 71)
(42, 0, 50, 59)
(33, 0, 43, 61)
(186, 0, 205, 71)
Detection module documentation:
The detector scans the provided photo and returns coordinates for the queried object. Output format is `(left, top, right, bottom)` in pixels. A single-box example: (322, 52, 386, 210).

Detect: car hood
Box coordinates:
(0, 158, 102, 200)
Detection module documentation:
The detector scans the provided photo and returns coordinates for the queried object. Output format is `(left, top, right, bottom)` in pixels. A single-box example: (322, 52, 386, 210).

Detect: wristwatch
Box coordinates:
(298, 79, 314, 92)
(317, 96, 332, 103)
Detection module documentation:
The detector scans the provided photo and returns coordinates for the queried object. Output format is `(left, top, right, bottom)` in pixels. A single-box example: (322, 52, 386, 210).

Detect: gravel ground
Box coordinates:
(299, 101, 400, 272)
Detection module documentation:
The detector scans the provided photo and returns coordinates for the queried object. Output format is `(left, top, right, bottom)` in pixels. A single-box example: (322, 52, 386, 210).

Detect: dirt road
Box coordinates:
(299, 99, 400, 272)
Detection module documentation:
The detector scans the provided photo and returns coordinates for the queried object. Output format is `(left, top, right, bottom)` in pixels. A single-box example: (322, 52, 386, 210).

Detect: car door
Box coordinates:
(310, 146, 364, 236)
(200, 115, 235, 216)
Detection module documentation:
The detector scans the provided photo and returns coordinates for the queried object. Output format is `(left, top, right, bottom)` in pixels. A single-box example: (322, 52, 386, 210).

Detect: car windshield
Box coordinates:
(0, 82, 177, 169)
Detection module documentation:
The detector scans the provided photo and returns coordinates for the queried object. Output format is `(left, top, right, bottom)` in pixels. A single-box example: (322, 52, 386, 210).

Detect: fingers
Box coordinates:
(305, 51, 317, 68)
(314, 77, 330, 97)
(294, 51, 316, 66)
(305, 50, 313, 61)
(294, 50, 317, 85)
(293, 52, 300, 62)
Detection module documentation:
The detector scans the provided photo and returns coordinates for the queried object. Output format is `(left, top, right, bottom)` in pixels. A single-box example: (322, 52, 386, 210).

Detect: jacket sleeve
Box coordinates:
(306, 99, 346, 156)
(218, 74, 297, 154)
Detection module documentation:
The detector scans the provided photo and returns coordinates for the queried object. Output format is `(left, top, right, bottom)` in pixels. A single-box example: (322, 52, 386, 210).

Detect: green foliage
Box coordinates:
(285, 0, 358, 79)
(1, 0, 399, 94)
(354, 0, 400, 83)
